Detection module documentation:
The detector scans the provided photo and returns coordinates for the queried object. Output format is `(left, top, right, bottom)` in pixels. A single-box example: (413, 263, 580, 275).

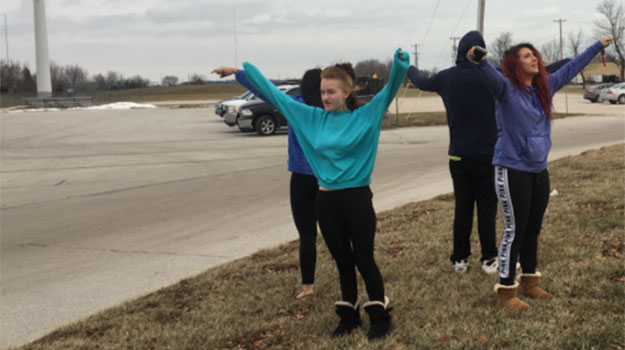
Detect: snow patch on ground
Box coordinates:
(8, 102, 157, 113)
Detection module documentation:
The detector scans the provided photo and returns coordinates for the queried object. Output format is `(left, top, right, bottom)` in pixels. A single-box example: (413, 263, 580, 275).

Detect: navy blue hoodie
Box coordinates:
(407, 31, 496, 158)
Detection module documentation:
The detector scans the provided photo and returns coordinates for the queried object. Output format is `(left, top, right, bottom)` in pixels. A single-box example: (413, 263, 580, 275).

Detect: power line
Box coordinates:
(420, 0, 442, 48)
(433, 0, 473, 68)
(451, 0, 474, 36)
(533, 33, 559, 44)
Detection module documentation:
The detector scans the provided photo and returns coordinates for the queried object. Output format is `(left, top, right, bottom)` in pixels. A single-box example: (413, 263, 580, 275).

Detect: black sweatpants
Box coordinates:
(315, 186, 384, 304)
(449, 156, 498, 263)
(494, 166, 550, 285)
(289, 172, 319, 285)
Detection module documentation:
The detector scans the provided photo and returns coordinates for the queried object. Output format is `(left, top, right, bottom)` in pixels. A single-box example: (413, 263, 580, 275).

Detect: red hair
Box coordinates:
(502, 44, 552, 119)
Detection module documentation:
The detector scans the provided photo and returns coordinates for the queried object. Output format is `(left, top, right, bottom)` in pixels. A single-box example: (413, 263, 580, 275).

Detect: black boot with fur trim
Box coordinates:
(331, 297, 362, 337)
(363, 296, 392, 340)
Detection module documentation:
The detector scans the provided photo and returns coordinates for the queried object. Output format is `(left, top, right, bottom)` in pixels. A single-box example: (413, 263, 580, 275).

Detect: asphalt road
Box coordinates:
(1, 95, 623, 347)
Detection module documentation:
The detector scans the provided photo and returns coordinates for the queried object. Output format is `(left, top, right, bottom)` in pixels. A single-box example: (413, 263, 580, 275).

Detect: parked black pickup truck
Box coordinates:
(236, 84, 300, 135)
(236, 76, 384, 136)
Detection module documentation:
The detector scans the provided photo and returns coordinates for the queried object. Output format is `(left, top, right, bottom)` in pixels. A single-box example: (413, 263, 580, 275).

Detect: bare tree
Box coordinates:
(595, 0, 625, 81)
(354, 59, 391, 83)
(490, 32, 514, 67)
(123, 75, 150, 89)
(93, 73, 107, 90)
(161, 75, 179, 86)
(64, 64, 88, 92)
(0, 60, 21, 93)
(49, 62, 65, 92)
(568, 29, 588, 88)
(189, 73, 205, 85)
(540, 40, 560, 63)
(18, 66, 36, 92)
(105, 71, 122, 90)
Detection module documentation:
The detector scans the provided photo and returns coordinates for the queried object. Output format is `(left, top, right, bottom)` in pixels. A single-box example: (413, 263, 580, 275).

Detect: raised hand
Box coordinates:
(211, 66, 238, 78)
(466, 46, 487, 64)
(601, 36, 614, 47)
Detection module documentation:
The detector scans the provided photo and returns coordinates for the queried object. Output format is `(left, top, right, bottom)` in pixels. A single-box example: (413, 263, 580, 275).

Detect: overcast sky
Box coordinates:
(2, 0, 610, 83)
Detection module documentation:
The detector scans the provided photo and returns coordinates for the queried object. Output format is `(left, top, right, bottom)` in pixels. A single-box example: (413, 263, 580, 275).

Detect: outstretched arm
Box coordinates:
(242, 62, 319, 131)
(362, 48, 410, 123)
(406, 65, 440, 92)
(467, 46, 509, 101)
(211, 66, 274, 107)
(548, 37, 613, 94)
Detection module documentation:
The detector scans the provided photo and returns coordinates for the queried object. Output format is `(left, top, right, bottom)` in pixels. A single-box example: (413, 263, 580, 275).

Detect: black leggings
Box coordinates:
(494, 166, 550, 285)
(289, 172, 319, 284)
(315, 186, 384, 303)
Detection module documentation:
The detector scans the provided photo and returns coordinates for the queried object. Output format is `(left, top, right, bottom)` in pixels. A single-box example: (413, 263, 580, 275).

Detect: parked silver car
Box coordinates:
(583, 83, 614, 103)
(601, 82, 625, 104)
(215, 90, 255, 117)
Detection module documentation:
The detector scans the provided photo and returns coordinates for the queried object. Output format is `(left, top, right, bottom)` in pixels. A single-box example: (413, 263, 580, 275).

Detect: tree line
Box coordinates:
(0, 61, 155, 95)
(0, 59, 227, 95)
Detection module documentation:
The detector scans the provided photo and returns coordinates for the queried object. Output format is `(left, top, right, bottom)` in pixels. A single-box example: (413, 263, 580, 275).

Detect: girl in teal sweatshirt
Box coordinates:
(243, 49, 409, 340)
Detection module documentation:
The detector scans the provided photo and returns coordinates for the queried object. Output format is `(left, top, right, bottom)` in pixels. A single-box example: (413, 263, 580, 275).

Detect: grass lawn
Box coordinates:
(15, 144, 624, 350)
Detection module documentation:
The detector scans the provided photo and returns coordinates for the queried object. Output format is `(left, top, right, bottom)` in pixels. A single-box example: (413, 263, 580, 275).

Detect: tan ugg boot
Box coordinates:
(494, 283, 531, 311)
(519, 272, 553, 299)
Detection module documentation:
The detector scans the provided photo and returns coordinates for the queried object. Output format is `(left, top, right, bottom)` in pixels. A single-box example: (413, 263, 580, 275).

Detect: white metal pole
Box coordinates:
(233, 8, 238, 67)
(477, 0, 485, 35)
(4, 14, 9, 63)
(34, 0, 52, 97)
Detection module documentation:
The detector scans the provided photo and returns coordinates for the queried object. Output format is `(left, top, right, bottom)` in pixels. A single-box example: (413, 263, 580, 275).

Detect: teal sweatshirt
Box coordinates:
(243, 49, 410, 189)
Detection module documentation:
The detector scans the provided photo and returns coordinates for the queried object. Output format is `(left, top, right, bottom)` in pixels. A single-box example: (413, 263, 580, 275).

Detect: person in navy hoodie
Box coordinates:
(467, 36, 614, 310)
(212, 66, 322, 300)
(407, 31, 499, 274)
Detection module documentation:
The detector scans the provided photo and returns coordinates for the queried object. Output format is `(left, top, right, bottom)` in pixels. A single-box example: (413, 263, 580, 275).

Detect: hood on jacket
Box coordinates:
(456, 30, 486, 64)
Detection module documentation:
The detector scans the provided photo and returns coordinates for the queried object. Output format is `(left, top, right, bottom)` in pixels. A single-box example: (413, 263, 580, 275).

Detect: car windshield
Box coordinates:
(239, 91, 253, 99)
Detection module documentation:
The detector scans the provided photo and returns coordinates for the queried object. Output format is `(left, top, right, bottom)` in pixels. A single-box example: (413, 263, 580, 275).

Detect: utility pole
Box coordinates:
(4, 14, 8, 63)
(450, 37, 460, 65)
(554, 18, 566, 60)
(554, 18, 568, 114)
(412, 44, 419, 68)
(477, 0, 486, 35)
(233, 8, 238, 67)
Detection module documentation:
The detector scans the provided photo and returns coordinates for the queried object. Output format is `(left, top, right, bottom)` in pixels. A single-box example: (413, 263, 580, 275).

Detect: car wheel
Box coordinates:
(255, 115, 277, 136)
(591, 97, 598, 103)
(609, 100, 617, 104)
(618, 95, 625, 104)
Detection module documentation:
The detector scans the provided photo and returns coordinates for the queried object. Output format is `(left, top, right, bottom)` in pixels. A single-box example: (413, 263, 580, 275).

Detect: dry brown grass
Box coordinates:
(95, 84, 248, 104)
(381, 111, 585, 130)
(14, 144, 624, 350)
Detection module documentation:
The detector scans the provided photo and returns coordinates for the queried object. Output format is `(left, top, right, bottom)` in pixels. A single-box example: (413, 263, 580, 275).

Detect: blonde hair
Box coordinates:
(321, 62, 363, 110)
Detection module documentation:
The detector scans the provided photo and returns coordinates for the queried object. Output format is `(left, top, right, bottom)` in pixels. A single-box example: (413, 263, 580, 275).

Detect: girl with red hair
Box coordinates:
(467, 36, 613, 310)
